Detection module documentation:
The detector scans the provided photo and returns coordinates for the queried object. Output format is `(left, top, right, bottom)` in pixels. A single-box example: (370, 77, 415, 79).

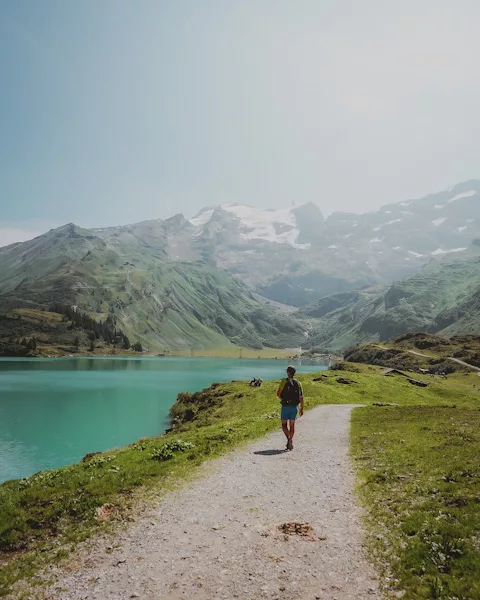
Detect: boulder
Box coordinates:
(336, 377, 358, 385)
(407, 378, 428, 388)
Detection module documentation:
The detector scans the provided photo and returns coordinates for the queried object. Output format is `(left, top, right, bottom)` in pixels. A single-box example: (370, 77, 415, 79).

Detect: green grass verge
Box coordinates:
(352, 405, 480, 599)
(1, 363, 479, 596)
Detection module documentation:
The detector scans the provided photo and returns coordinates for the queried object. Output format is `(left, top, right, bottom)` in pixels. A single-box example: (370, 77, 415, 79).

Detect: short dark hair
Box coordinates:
(286, 365, 296, 375)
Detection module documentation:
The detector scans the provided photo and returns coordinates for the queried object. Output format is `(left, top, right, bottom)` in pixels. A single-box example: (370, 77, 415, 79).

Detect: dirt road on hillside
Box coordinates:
(23, 405, 380, 600)
(377, 344, 480, 373)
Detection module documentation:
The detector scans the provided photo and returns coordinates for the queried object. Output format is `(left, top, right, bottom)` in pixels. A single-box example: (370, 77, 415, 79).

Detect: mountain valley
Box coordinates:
(1, 180, 479, 353)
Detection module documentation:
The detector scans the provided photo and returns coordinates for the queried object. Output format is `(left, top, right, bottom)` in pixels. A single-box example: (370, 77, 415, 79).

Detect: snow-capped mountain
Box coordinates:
(1, 180, 479, 313)
(190, 182, 479, 257)
(190, 204, 317, 249)
(1, 179, 479, 352)
(185, 181, 480, 305)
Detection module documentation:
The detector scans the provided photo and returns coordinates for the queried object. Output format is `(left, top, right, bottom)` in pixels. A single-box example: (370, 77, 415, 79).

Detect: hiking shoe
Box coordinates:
(287, 438, 293, 450)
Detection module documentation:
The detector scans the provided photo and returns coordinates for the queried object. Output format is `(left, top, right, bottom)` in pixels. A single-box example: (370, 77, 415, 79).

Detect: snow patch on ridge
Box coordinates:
(190, 209, 215, 227)
(448, 190, 477, 203)
(221, 205, 311, 249)
(431, 248, 467, 256)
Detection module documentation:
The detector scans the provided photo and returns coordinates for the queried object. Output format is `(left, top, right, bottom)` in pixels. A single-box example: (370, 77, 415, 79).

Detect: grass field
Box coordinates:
(6, 308, 63, 325)
(347, 332, 480, 374)
(1, 363, 479, 597)
(168, 346, 295, 359)
(1, 308, 297, 360)
(352, 406, 480, 599)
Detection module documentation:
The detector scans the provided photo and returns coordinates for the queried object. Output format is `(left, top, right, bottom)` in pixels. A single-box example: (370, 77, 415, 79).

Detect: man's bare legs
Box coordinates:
(288, 419, 295, 440)
(282, 419, 296, 450)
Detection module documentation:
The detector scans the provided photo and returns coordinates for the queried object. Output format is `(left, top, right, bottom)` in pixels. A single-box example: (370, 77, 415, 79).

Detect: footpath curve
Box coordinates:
(34, 405, 380, 600)
(376, 344, 480, 373)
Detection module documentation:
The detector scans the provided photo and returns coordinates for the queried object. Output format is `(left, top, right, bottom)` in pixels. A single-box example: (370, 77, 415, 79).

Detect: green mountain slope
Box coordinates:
(2, 181, 480, 353)
(301, 253, 480, 352)
(0, 225, 306, 351)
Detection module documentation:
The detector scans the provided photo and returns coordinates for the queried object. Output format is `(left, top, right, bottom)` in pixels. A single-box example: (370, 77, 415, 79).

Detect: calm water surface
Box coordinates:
(0, 357, 325, 482)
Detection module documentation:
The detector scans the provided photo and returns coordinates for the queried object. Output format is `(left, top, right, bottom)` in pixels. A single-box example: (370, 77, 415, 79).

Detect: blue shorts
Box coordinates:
(281, 405, 298, 421)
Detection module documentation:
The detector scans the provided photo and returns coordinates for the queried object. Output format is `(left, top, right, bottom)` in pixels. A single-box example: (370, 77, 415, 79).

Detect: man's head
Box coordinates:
(286, 365, 296, 377)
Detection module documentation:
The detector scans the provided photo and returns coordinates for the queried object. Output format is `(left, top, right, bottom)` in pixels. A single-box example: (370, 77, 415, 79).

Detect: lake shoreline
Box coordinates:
(0, 357, 325, 483)
(2, 346, 336, 363)
(0, 346, 297, 360)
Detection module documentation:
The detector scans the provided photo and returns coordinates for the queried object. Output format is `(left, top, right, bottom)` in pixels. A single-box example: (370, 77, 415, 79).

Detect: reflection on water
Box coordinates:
(0, 357, 326, 482)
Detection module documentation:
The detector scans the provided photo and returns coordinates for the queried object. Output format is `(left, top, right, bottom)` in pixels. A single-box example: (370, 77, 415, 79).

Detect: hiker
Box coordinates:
(277, 365, 304, 450)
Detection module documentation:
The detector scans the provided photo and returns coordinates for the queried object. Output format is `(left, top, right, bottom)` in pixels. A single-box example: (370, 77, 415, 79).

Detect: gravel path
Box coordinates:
(35, 405, 381, 600)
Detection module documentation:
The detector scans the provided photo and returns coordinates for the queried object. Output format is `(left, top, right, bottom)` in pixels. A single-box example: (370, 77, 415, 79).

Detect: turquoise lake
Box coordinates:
(0, 357, 325, 483)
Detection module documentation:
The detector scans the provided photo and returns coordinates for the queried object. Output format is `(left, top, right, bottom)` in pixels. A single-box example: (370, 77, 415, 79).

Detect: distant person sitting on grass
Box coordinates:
(277, 365, 304, 451)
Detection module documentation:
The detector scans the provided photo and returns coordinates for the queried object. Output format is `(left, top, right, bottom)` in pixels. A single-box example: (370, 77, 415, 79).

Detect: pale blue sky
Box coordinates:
(1, 0, 479, 245)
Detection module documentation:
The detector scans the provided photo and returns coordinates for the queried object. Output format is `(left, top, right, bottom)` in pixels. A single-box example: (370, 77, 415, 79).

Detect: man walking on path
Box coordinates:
(277, 365, 304, 450)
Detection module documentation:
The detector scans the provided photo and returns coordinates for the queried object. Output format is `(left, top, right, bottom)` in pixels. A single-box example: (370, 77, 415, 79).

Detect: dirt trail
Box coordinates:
(377, 344, 480, 372)
(447, 356, 480, 372)
(31, 405, 380, 600)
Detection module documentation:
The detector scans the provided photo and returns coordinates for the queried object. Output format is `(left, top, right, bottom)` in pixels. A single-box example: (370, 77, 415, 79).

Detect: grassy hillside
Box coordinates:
(0, 308, 147, 357)
(0, 226, 307, 351)
(301, 254, 480, 352)
(2, 220, 480, 353)
(344, 332, 480, 373)
(1, 363, 479, 598)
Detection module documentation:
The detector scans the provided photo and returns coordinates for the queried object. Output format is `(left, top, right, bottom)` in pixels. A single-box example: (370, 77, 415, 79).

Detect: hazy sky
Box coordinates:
(1, 0, 479, 246)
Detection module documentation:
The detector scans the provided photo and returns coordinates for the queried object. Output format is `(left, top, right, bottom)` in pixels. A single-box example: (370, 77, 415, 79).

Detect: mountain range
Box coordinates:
(299, 252, 480, 351)
(187, 179, 480, 306)
(0, 180, 479, 352)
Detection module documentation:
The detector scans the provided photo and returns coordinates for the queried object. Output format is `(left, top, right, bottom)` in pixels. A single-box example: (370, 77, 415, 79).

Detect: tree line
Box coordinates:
(49, 303, 143, 351)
